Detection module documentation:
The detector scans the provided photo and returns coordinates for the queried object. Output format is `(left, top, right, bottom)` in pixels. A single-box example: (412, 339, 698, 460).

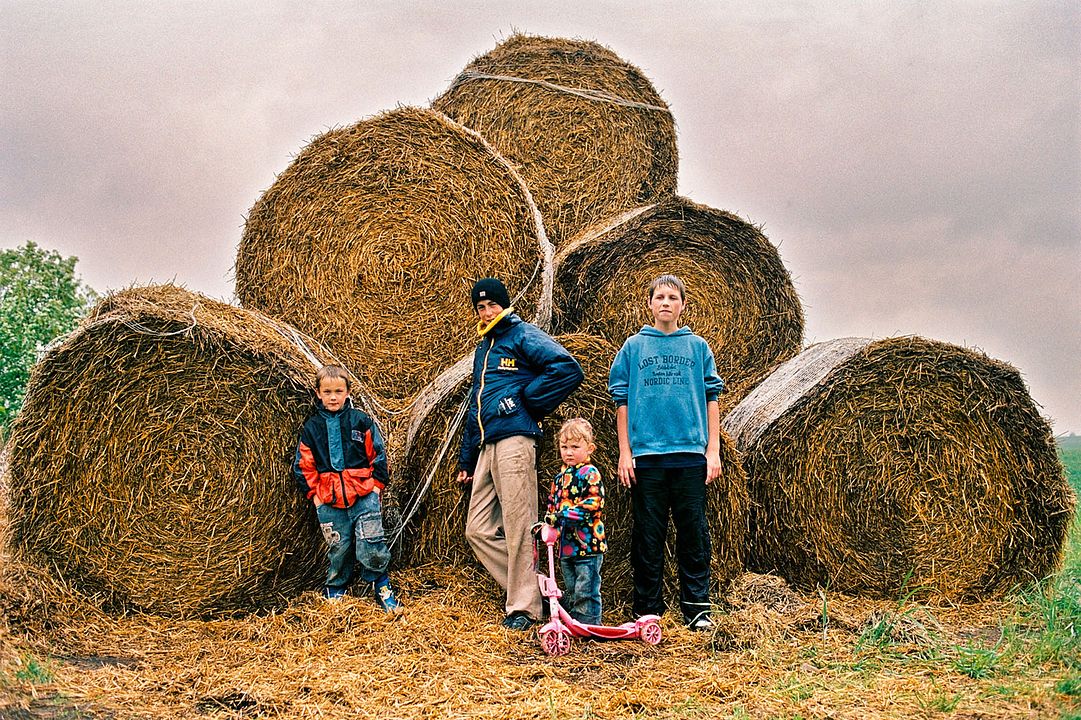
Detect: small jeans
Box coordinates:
(560, 554, 603, 626)
(316, 491, 391, 590)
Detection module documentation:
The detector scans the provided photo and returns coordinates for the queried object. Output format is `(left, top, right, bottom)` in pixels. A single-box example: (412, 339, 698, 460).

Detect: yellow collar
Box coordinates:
(477, 307, 514, 337)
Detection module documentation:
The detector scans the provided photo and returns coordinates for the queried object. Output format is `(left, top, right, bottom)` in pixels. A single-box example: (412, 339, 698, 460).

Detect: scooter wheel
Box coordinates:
(540, 629, 571, 657)
(639, 619, 662, 645)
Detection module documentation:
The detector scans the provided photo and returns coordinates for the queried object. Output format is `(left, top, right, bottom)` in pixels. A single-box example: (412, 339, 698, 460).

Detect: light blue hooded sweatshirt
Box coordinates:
(608, 326, 724, 458)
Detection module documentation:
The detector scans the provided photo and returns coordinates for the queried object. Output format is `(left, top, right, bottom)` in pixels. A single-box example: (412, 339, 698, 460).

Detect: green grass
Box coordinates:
(952, 643, 1006, 679)
(844, 440, 1081, 714)
(1058, 434, 1081, 488)
(914, 680, 962, 713)
(984, 442, 1081, 679)
(996, 440, 1081, 681)
(13, 652, 54, 683)
(1056, 675, 1081, 696)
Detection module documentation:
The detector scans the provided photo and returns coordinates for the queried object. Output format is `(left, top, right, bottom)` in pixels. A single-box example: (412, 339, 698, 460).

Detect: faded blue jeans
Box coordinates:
(316, 491, 391, 590)
(560, 554, 603, 625)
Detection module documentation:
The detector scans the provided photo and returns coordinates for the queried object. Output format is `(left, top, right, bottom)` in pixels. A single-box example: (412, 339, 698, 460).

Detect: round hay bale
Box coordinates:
(394, 334, 747, 615)
(553, 196, 804, 406)
(431, 33, 678, 247)
(722, 336, 1074, 601)
(4, 285, 354, 617)
(236, 106, 552, 407)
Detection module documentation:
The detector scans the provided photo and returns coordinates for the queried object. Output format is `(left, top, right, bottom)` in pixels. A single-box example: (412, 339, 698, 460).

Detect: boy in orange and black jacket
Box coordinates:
(294, 364, 401, 611)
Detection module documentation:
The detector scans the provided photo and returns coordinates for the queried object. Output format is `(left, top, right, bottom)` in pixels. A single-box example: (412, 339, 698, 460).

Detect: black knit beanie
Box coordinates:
(471, 277, 511, 311)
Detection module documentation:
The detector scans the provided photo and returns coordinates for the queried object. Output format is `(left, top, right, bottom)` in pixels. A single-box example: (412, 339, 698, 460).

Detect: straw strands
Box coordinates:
(3, 536, 1038, 720)
(553, 196, 804, 405)
(722, 336, 1073, 600)
(4, 285, 345, 617)
(236, 106, 552, 407)
(391, 356, 474, 568)
(432, 33, 678, 247)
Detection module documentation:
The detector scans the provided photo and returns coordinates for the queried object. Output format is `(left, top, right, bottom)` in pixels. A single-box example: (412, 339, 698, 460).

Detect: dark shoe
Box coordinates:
(374, 575, 403, 614)
(323, 586, 347, 600)
(501, 611, 536, 631)
(686, 612, 715, 632)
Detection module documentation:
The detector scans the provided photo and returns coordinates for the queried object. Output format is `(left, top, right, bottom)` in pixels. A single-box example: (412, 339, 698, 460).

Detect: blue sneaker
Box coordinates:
(322, 586, 347, 600)
(374, 575, 403, 614)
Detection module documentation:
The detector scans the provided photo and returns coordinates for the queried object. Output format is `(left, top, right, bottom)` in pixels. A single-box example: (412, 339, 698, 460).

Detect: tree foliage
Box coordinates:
(1, 242, 97, 435)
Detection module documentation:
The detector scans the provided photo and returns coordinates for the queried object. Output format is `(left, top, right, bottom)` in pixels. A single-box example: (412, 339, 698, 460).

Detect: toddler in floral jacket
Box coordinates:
(544, 418, 607, 625)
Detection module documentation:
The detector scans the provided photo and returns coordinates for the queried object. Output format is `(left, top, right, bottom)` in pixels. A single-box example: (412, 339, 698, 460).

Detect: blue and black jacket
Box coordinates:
(458, 310, 583, 474)
(294, 398, 389, 509)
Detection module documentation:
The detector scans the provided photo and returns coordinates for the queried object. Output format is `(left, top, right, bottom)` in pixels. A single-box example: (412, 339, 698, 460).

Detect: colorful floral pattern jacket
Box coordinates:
(544, 462, 607, 558)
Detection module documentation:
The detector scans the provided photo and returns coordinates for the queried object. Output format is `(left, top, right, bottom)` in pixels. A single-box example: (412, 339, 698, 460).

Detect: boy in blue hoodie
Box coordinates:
(607, 274, 724, 631)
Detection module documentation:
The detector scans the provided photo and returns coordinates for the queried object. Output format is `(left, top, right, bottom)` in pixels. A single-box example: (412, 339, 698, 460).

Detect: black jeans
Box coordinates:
(630, 464, 711, 620)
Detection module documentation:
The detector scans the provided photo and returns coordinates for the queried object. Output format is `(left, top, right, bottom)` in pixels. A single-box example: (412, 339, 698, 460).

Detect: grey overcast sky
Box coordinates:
(2, 1, 1079, 433)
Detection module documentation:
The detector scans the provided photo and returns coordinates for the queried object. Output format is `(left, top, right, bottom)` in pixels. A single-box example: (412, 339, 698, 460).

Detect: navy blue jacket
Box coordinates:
(458, 313, 583, 473)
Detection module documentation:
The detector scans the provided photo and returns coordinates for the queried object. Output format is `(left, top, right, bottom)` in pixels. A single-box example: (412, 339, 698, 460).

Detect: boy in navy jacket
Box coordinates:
(456, 278, 583, 630)
(608, 274, 724, 630)
(295, 365, 401, 611)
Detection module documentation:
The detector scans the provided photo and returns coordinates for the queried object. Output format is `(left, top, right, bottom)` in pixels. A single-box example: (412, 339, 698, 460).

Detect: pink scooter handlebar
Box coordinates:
(531, 521, 560, 545)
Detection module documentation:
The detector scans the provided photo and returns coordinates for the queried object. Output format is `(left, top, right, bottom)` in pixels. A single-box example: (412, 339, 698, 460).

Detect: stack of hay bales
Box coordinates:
(432, 33, 679, 248)
(229, 33, 770, 611)
(391, 334, 747, 612)
(723, 336, 1073, 600)
(4, 285, 348, 617)
(236, 106, 553, 410)
(553, 196, 804, 404)
(7, 31, 1068, 621)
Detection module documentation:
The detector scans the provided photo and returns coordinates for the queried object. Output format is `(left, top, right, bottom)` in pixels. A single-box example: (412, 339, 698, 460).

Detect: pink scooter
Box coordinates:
(532, 522, 662, 656)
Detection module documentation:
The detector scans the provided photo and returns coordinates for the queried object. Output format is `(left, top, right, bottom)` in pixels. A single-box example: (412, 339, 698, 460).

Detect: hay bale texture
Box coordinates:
(394, 333, 747, 613)
(236, 106, 552, 407)
(431, 33, 678, 247)
(3, 285, 348, 617)
(554, 196, 804, 405)
(722, 336, 1073, 601)
(391, 357, 474, 568)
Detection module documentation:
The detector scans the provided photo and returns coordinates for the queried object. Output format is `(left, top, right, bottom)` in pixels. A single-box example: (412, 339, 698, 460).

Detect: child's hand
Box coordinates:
(706, 452, 722, 484)
(617, 452, 636, 487)
(456, 470, 473, 485)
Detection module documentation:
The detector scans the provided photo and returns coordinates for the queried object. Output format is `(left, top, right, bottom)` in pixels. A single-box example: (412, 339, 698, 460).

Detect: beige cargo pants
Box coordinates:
(465, 435, 543, 620)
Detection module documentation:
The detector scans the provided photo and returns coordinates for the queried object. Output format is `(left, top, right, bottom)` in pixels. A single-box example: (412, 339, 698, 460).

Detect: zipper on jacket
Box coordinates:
(476, 336, 494, 445)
